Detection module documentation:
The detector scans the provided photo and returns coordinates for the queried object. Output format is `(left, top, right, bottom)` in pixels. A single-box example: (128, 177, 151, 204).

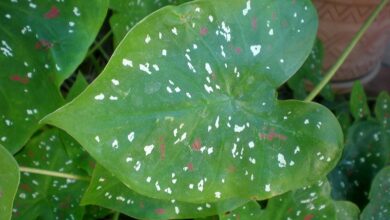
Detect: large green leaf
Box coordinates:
(44, 0, 343, 203)
(257, 180, 359, 220)
(0, 144, 20, 220)
(109, 0, 190, 45)
(0, 0, 108, 153)
(82, 165, 247, 219)
(361, 166, 390, 220)
(12, 129, 89, 220)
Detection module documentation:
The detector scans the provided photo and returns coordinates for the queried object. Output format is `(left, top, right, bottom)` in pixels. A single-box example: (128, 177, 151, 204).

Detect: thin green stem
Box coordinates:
(112, 212, 120, 220)
(305, 0, 389, 102)
(86, 29, 113, 58)
(19, 166, 90, 181)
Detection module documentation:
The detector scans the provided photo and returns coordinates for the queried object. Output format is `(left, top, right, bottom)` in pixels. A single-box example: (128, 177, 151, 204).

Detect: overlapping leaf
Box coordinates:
(109, 0, 190, 45)
(44, 0, 343, 203)
(0, 0, 108, 153)
(221, 180, 359, 220)
(329, 90, 390, 208)
(12, 129, 90, 220)
(82, 165, 247, 219)
(0, 144, 20, 220)
(361, 166, 390, 220)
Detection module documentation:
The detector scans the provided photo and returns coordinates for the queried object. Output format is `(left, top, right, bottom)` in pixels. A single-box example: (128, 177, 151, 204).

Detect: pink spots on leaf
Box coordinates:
(88, 161, 96, 169)
(227, 165, 236, 173)
(139, 201, 145, 209)
(304, 214, 315, 220)
(187, 162, 194, 171)
(251, 17, 257, 30)
(159, 137, 166, 160)
(10, 75, 29, 84)
(258, 130, 287, 141)
(235, 47, 242, 54)
(35, 39, 53, 51)
(19, 184, 32, 192)
(155, 208, 165, 215)
(192, 138, 202, 151)
(44, 6, 60, 19)
(200, 27, 208, 36)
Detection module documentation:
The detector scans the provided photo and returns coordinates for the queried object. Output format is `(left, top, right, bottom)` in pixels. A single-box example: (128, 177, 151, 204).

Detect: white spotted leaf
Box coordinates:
(0, 0, 108, 153)
(361, 166, 390, 220)
(43, 0, 343, 203)
(350, 81, 370, 120)
(82, 165, 248, 219)
(219, 201, 262, 220)
(256, 180, 359, 220)
(375, 92, 390, 129)
(12, 129, 89, 219)
(0, 144, 20, 220)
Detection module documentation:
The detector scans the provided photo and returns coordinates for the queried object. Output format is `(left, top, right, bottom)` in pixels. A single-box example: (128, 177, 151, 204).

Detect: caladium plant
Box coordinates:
(44, 0, 343, 204)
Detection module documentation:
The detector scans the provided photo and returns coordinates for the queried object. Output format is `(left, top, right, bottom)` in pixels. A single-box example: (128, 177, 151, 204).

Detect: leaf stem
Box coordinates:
(112, 212, 120, 220)
(19, 166, 90, 181)
(86, 29, 113, 58)
(305, 0, 389, 102)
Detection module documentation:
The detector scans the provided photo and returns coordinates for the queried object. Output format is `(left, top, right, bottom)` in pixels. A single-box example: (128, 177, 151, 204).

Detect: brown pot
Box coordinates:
(313, 0, 390, 91)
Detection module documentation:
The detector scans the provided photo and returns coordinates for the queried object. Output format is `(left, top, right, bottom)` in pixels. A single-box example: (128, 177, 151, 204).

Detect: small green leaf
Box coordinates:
(82, 165, 248, 219)
(13, 129, 89, 220)
(350, 81, 370, 120)
(44, 0, 343, 203)
(0, 144, 20, 220)
(0, 0, 109, 153)
(328, 120, 389, 208)
(375, 92, 390, 128)
(257, 180, 359, 220)
(219, 201, 262, 220)
(66, 73, 89, 102)
(109, 0, 190, 45)
(361, 166, 390, 220)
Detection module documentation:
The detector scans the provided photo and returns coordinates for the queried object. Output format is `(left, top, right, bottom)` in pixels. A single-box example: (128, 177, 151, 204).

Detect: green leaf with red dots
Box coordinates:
(350, 81, 370, 120)
(12, 129, 90, 220)
(361, 166, 390, 220)
(0, 144, 20, 220)
(257, 180, 359, 220)
(82, 165, 248, 219)
(219, 201, 262, 220)
(109, 0, 191, 45)
(43, 0, 343, 204)
(0, 0, 108, 153)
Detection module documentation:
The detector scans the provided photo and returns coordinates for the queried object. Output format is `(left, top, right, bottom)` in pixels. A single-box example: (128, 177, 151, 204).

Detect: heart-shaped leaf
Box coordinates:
(109, 0, 190, 45)
(0, 144, 20, 220)
(82, 165, 247, 219)
(0, 0, 108, 153)
(44, 0, 343, 203)
(256, 180, 359, 220)
(361, 166, 390, 220)
(12, 129, 90, 219)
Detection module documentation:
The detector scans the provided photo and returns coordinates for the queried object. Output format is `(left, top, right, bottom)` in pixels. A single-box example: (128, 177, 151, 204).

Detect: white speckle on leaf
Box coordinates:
(122, 58, 133, 67)
(128, 132, 135, 142)
(144, 144, 155, 156)
(205, 63, 213, 74)
(112, 140, 119, 149)
(171, 27, 178, 35)
(278, 153, 286, 168)
(265, 184, 271, 192)
(95, 136, 100, 143)
(250, 45, 261, 56)
(234, 124, 246, 133)
(145, 34, 151, 44)
(304, 119, 310, 125)
(242, 0, 251, 16)
(215, 192, 221, 198)
(111, 79, 119, 86)
(294, 146, 300, 154)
